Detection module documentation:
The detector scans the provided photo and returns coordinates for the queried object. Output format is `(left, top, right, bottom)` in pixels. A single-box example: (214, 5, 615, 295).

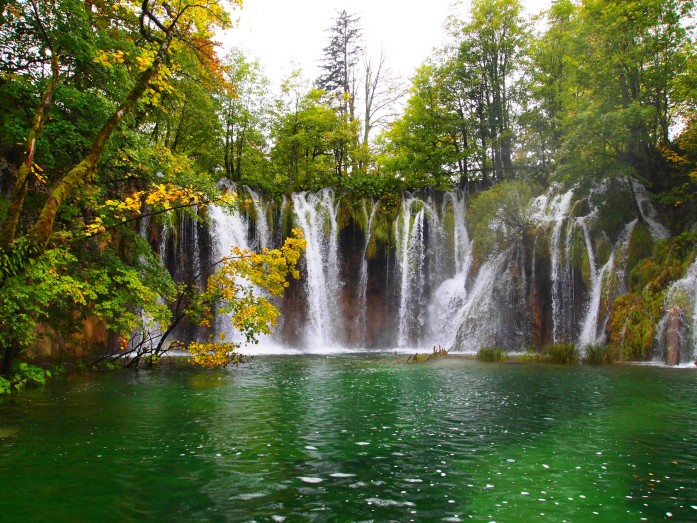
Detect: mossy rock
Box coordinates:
(625, 222, 654, 275)
(567, 226, 592, 286)
(607, 292, 661, 360)
(594, 234, 613, 268)
(591, 182, 636, 242)
(570, 197, 591, 218)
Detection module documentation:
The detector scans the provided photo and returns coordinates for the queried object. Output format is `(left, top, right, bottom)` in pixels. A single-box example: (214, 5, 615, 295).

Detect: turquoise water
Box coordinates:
(1, 355, 697, 522)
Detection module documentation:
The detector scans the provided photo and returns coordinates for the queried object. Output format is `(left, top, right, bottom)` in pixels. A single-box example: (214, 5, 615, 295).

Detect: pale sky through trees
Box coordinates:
(223, 0, 551, 88)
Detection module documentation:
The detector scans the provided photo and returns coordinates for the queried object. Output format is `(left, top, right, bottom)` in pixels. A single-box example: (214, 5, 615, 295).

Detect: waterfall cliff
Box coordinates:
(159, 177, 692, 361)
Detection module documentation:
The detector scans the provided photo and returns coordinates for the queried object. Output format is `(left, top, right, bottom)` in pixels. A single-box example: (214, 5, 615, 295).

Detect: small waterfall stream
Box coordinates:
(659, 258, 697, 361)
(548, 190, 575, 342)
(208, 203, 256, 343)
(357, 200, 379, 344)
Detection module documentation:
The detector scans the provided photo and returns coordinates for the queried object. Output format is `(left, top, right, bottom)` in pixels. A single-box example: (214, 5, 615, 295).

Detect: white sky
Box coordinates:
(222, 0, 551, 89)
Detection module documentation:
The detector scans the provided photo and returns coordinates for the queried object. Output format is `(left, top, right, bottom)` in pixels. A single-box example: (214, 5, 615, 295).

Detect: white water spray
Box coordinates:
(292, 189, 342, 346)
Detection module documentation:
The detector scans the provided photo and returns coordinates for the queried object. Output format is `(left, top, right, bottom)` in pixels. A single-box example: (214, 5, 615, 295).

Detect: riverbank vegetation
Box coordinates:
(1, 0, 696, 382)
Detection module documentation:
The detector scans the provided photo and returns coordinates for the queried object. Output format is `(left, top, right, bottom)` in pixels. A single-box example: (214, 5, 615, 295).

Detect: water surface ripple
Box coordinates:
(1, 355, 697, 522)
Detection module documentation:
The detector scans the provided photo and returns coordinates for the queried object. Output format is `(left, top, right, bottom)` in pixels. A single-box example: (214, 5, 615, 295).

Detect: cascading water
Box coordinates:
(427, 191, 471, 347)
(208, 203, 255, 342)
(659, 258, 697, 362)
(630, 178, 670, 240)
(451, 251, 512, 351)
(578, 220, 637, 347)
(357, 199, 379, 344)
(545, 189, 575, 342)
(244, 185, 271, 249)
(161, 176, 682, 358)
(291, 189, 342, 346)
(395, 196, 427, 347)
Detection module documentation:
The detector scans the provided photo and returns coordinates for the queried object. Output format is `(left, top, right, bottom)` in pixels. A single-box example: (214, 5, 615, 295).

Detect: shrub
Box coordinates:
(544, 343, 579, 364)
(476, 346, 508, 362)
(583, 344, 618, 364)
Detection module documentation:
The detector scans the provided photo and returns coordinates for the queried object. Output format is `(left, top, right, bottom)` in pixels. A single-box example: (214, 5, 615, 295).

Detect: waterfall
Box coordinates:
(208, 203, 263, 344)
(244, 186, 271, 249)
(578, 220, 637, 347)
(160, 177, 682, 357)
(291, 189, 342, 346)
(451, 251, 511, 351)
(395, 197, 427, 347)
(660, 258, 697, 360)
(427, 191, 471, 347)
(548, 190, 575, 342)
(357, 199, 379, 344)
(630, 178, 670, 240)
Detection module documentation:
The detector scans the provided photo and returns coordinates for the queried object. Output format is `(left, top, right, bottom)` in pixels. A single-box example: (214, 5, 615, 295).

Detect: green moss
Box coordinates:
(566, 225, 591, 285)
(594, 235, 612, 268)
(625, 222, 654, 275)
(443, 201, 455, 252)
(280, 194, 296, 238)
(608, 292, 661, 360)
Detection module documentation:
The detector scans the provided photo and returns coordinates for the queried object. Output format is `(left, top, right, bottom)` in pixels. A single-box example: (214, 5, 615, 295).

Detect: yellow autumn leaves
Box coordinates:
(185, 228, 306, 367)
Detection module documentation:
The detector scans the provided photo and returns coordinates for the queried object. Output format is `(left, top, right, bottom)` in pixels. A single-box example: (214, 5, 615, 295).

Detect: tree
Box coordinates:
(534, 0, 697, 184)
(317, 9, 362, 120)
(316, 10, 363, 181)
(271, 81, 344, 189)
(219, 50, 272, 183)
(522, 0, 578, 174)
(465, 0, 528, 181)
(381, 64, 464, 187)
(0, 0, 244, 372)
(359, 49, 404, 171)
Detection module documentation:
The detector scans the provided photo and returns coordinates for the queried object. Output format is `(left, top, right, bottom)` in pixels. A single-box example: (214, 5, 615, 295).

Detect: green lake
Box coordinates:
(2, 355, 697, 522)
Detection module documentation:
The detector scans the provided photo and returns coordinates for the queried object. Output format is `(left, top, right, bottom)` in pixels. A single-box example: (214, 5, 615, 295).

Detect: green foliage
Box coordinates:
(608, 232, 696, 360)
(0, 377, 10, 395)
(476, 346, 508, 362)
(608, 292, 662, 360)
(520, 344, 579, 364)
(544, 343, 579, 364)
(582, 344, 618, 365)
(7, 362, 52, 391)
(467, 181, 539, 259)
(625, 222, 654, 275)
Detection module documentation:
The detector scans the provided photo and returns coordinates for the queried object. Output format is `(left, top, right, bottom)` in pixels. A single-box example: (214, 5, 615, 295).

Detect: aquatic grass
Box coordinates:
(519, 344, 579, 364)
(543, 343, 579, 364)
(583, 344, 618, 365)
(519, 348, 545, 363)
(476, 346, 508, 362)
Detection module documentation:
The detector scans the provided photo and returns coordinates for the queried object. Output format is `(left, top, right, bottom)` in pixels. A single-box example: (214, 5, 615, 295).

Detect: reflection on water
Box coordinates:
(1, 355, 697, 521)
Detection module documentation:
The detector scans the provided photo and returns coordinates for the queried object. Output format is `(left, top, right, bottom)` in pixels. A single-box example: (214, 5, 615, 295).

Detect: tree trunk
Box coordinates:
(0, 55, 60, 249)
(28, 33, 173, 253)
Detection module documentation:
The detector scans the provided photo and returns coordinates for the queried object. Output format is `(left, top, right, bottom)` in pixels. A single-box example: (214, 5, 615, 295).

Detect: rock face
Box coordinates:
(665, 307, 683, 366)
